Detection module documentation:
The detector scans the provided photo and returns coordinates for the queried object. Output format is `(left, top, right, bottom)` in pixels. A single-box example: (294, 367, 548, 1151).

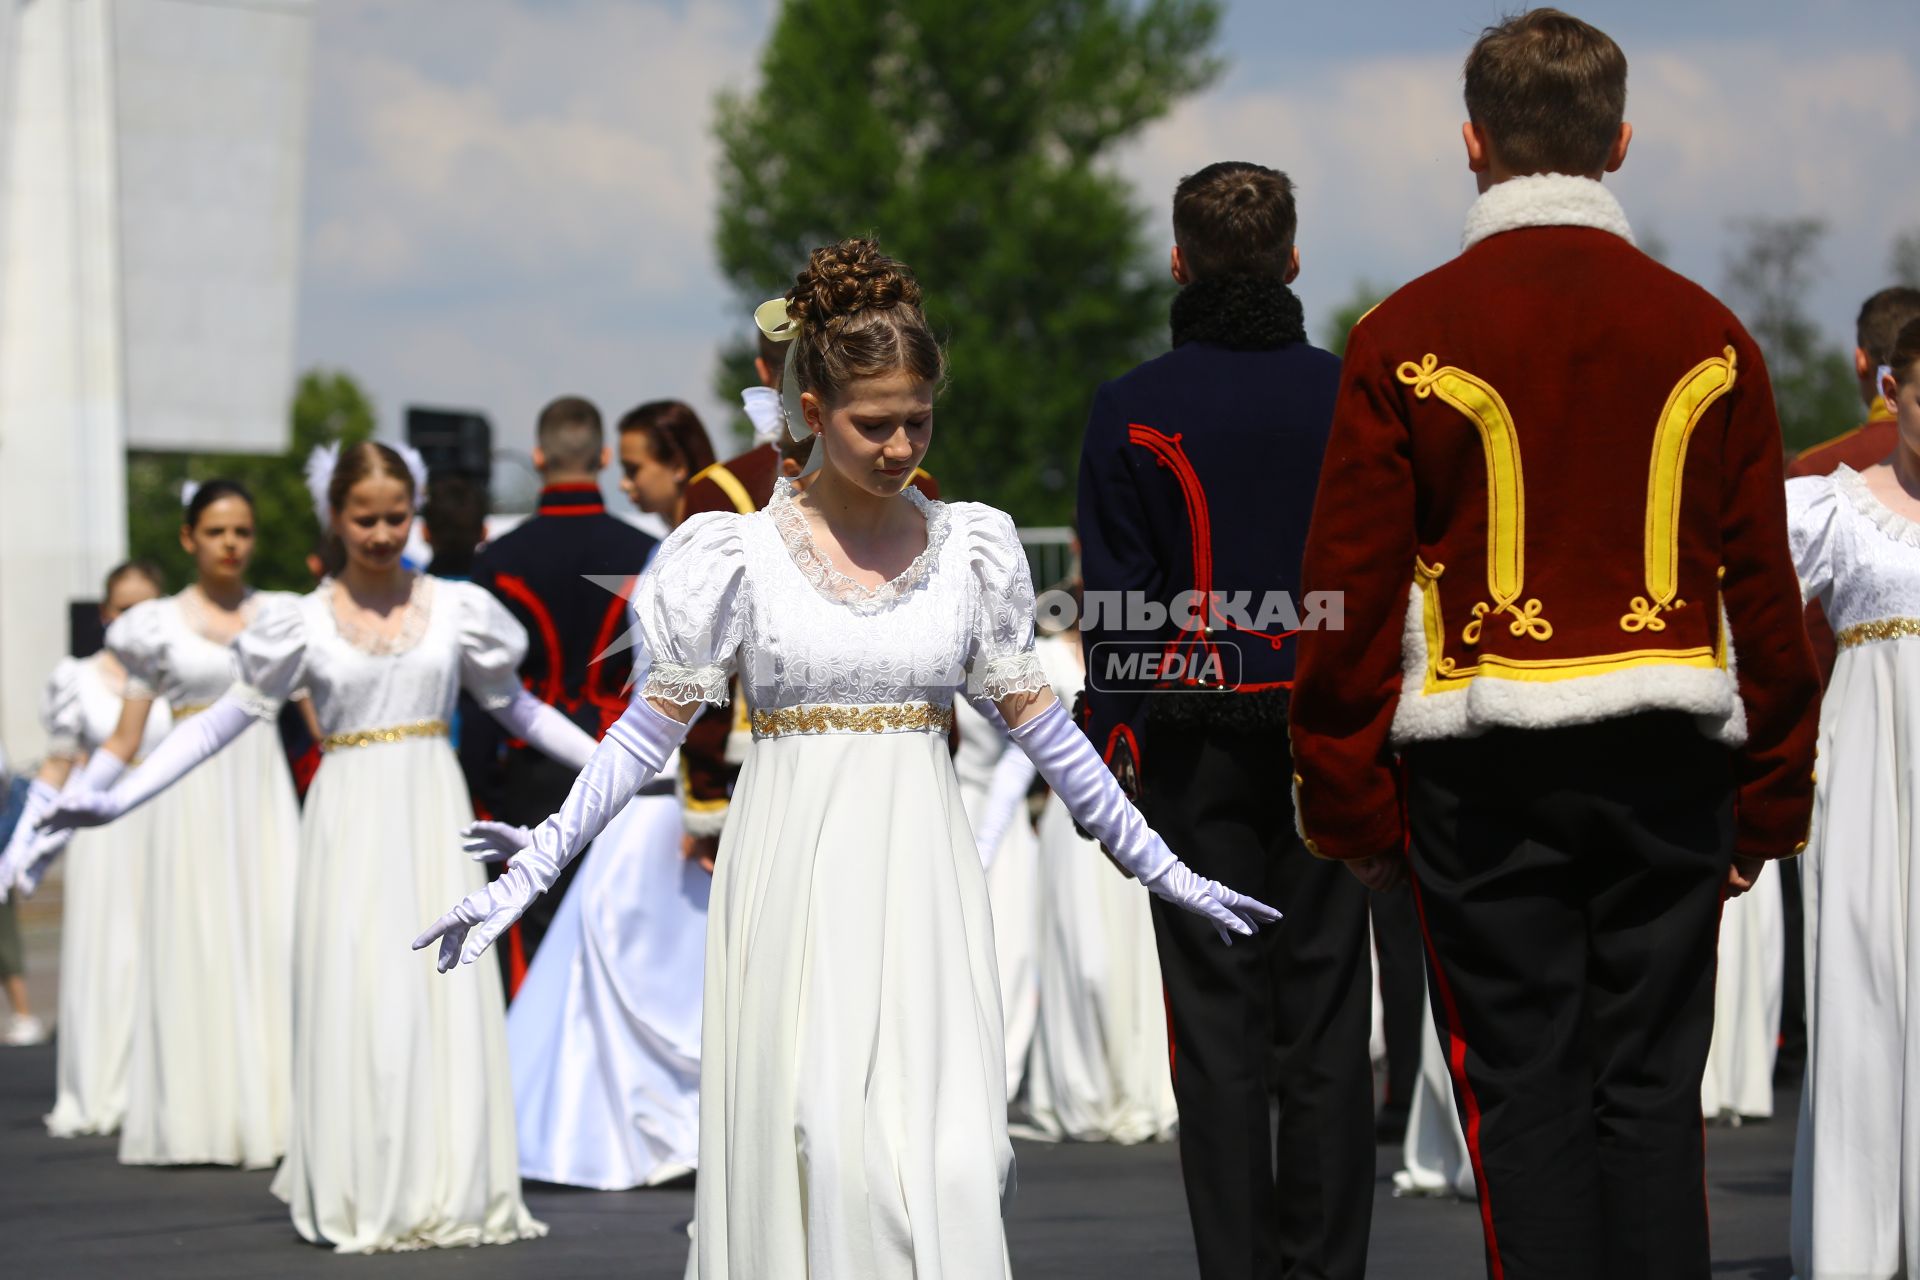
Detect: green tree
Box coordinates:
(1720, 218, 1860, 455)
(127, 370, 376, 592)
(713, 0, 1223, 521)
(1321, 280, 1388, 356)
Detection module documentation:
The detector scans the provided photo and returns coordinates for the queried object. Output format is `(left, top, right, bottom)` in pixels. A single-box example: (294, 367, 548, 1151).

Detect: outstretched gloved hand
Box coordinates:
(1007, 698, 1280, 944)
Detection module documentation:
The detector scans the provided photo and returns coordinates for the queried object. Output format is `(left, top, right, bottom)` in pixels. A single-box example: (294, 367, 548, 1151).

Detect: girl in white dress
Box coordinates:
(28, 482, 303, 1168)
(47, 444, 602, 1252)
(1786, 317, 1920, 1280)
(0, 563, 170, 1135)
(417, 240, 1277, 1278)
(481, 400, 720, 1190)
(1017, 622, 1178, 1145)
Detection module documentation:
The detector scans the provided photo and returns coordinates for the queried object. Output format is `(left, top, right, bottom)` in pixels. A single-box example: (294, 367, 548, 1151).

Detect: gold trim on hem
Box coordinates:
(751, 702, 953, 739)
(1837, 617, 1920, 649)
(321, 719, 450, 752)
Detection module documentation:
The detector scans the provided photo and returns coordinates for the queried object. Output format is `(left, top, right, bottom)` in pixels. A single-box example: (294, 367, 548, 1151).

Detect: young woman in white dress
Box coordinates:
(0, 562, 170, 1135)
(1785, 317, 1920, 1280)
(47, 443, 602, 1252)
(1016, 610, 1178, 1145)
(26, 482, 303, 1168)
(417, 240, 1277, 1278)
(476, 400, 720, 1190)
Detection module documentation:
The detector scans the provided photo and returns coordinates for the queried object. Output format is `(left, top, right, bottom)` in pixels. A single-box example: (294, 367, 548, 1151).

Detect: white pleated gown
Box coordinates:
(1016, 633, 1176, 1145)
(1787, 468, 1920, 1280)
(1394, 994, 1476, 1199)
(955, 696, 1041, 1100)
(634, 481, 1047, 1278)
(508, 766, 708, 1188)
(235, 577, 543, 1252)
(1700, 861, 1782, 1122)
(107, 593, 299, 1167)
(41, 656, 171, 1137)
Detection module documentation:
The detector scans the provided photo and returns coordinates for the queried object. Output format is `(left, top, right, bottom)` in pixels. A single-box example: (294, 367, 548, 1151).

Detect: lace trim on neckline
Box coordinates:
(176, 587, 258, 646)
(1833, 465, 1920, 549)
(329, 574, 437, 656)
(767, 477, 950, 615)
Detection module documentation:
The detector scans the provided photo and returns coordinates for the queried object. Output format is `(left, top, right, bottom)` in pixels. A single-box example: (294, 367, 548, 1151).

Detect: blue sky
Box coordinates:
(294, 0, 1920, 492)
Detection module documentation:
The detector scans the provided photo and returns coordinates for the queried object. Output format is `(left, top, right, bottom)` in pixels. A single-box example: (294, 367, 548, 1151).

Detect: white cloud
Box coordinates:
(1122, 40, 1920, 350)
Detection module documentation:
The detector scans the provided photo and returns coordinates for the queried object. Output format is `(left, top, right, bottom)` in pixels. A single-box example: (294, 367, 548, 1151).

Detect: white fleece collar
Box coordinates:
(1461, 174, 1634, 252)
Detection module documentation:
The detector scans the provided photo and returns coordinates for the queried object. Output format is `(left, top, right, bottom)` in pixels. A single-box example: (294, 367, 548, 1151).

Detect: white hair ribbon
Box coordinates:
(754, 296, 811, 446)
(304, 439, 431, 528)
(179, 480, 201, 510)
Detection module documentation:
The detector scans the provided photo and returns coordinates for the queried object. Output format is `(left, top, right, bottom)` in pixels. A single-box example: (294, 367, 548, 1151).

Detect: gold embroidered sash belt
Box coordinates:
(1837, 618, 1920, 649)
(170, 702, 214, 720)
(751, 702, 953, 740)
(321, 719, 450, 752)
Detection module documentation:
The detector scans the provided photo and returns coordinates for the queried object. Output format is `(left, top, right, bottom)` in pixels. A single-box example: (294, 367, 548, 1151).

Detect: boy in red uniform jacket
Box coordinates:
(1289, 11, 1820, 1279)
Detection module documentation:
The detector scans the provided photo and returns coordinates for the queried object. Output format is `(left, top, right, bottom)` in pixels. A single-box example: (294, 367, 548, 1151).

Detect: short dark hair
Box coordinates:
(535, 395, 604, 473)
(422, 474, 488, 576)
(756, 330, 787, 388)
(1172, 162, 1297, 281)
(1889, 317, 1920, 388)
(1463, 8, 1627, 177)
(617, 400, 717, 477)
(184, 478, 255, 531)
(1857, 287, 1920, 368)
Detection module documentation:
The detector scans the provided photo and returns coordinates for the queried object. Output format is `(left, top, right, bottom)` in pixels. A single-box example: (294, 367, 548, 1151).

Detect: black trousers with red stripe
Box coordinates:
(1143, 726, 1375, 1280)
(1403, 712, 1734, 1280)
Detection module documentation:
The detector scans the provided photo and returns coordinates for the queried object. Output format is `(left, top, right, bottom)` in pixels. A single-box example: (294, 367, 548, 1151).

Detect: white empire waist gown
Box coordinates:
(1786, 467, 1920, 1280)
(638, 478, 1049, 1279)
(231, 576, 543, 1253)
(40, 654, 171, 1137)
(106, 592, 300, 1168)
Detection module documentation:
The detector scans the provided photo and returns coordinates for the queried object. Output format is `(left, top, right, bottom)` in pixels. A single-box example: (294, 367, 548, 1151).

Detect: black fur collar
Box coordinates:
(1170, 274, 1308, 351)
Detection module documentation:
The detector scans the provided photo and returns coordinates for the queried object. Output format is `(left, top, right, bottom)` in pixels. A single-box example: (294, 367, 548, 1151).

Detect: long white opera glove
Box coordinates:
(40, 696, 256, 835)
(0, 780, 60, 902)
(1007, 698, 1281, 944)
(742, 386, 785, 446)
(461, 820, 532, 863)
(973, 748, 1037, 871)
(413, 695, 690, 972)
(491, 688, 599, 772)
(5, 750, 132, 899)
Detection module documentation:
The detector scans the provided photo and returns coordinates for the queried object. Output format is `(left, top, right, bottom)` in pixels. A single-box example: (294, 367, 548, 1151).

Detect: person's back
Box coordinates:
(1290, 11, 1819, 1279)
(1078, 161, 1371, 1280)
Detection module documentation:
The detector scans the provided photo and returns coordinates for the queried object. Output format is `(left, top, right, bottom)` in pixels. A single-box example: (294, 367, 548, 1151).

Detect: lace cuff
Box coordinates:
(230, 682, 283, 721)
(468, 678, 521, 712)
(44, 731, 84, 760)
(642, 661, 731, 707)
(976, 651, 1051, 701)
(123, 673, 158, 701)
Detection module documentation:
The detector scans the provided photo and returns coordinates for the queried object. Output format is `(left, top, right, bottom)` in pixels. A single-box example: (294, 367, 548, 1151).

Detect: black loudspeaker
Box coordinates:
(69, 602, 106, 659)
(406, 406, 492, 484)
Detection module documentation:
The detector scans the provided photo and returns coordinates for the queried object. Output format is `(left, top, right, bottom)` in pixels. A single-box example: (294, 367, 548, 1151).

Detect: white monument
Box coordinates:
(0, 0, 311, 758)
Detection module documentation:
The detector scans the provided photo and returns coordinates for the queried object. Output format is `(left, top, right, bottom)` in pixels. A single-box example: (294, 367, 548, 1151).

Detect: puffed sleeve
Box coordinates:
(231, 595, 310, 719)
(104, 600, 168, 700)
(1786, 474, 1840, 609)
(40, 659, 86, 759)
(632, 512, 748, 706)
(453, 581, 530, 710)
(958, 503, 1050, 701)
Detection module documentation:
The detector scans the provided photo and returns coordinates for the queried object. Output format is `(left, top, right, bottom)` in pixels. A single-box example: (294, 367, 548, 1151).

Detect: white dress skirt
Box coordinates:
(1700, 862, 1782, 1122)
(1016, 633, 1177, 1145)
(635, 481, 1048, 1277)
(41, 655, 171, 1137)
(1393, 993, 1476, 1199)
(1787, 468, 1920, 1280)
(107, 593, 300, 1168)
(508, 762, 709, 1189)
(955, 696, 1041, 1100)
(235, 576, 543, 1252)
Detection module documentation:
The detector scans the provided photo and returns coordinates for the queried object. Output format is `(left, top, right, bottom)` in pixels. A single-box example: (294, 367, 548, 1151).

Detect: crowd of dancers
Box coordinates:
(2, 8, 1918, 1279)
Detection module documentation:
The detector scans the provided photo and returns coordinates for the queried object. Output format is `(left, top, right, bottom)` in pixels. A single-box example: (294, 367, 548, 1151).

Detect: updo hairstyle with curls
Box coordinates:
(785, 238, 945, 406)
(328, 441, 418, 519)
